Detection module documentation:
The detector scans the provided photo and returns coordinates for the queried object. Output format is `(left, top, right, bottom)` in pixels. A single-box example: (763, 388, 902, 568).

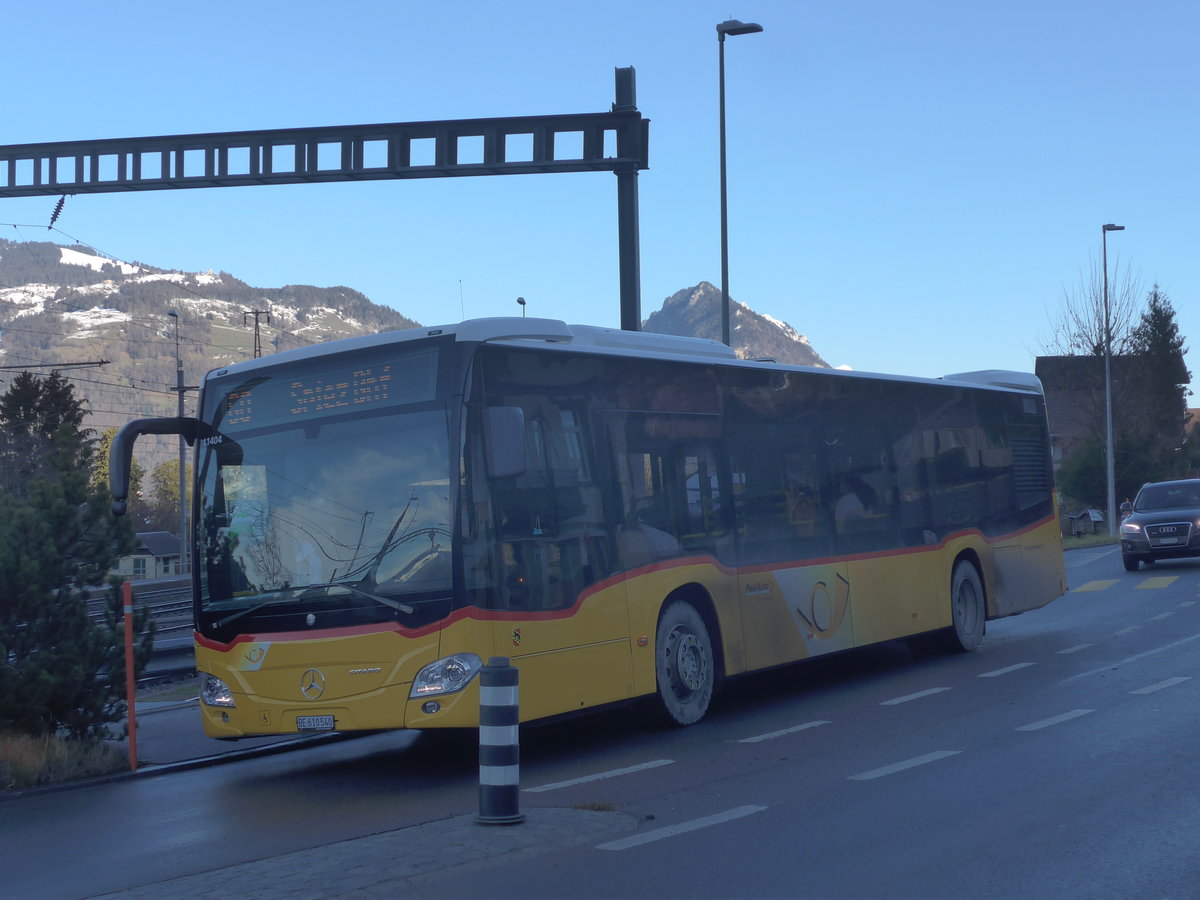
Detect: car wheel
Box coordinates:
(1122, 554, 1139, 572)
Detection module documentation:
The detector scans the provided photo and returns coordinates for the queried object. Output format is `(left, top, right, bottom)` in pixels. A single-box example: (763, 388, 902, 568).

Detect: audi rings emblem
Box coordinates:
(1159, 525, 1179, 534)
(300, 668, 327, 700)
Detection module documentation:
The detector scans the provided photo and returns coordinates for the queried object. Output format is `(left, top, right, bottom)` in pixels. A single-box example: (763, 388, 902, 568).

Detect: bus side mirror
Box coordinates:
(110, 416, 201, 516)
(485, 407, 526, 478)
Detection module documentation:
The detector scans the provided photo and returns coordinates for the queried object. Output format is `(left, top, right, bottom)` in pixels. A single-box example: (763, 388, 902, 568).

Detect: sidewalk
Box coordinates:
(94, 697, 638, 898)
(93, 805, 636, 898)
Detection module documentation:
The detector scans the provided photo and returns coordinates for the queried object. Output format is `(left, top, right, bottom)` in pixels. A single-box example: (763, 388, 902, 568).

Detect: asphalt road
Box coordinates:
(7, 544, 1200, 898)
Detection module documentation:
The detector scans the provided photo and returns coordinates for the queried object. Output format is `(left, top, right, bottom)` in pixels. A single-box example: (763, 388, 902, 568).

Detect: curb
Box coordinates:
(2, 730, 363, 802)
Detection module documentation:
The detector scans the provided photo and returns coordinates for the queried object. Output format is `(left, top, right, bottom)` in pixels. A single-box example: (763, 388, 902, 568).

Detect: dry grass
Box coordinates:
(137, 677, 198, 703)
(0, 675, 198, 792)
(0, 732, 127, 792)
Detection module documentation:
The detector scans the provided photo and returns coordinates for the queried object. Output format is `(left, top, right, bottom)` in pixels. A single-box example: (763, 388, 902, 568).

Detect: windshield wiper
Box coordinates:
(312, 580, 416, 615)
(212, 581, 415, 630)
(213, 591, 298, 629)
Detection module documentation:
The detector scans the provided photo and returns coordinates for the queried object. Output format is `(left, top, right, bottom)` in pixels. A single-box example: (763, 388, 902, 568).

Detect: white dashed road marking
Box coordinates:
(880, 687, 952, 706)
(525, 759, 674, 793)
(979, 662, 1035, 678)
(739, 720, 831, 744)
(597, 805, 768, 851)
(848, 750, 962, 781)
(1130, 677, 1190, 695)
(1059, 643, 1094, 654)
(1016, 709, 1094, 731)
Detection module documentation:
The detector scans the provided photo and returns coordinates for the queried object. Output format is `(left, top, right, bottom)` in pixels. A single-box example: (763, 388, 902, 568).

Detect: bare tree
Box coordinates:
(1043, 255, 1143, 357)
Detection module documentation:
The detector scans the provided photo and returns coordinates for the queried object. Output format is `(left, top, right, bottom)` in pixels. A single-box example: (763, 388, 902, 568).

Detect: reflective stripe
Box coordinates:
(479, 765, 520, 786)
(480, 684, 518, 707)
(480, 724, 519, 747)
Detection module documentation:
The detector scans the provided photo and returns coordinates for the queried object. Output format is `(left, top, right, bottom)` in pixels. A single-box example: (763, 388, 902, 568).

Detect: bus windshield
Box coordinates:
(195, 349, 454, 639)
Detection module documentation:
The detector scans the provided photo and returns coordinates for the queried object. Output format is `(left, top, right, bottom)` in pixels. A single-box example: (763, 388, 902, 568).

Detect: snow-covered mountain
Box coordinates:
(0, 239, 420, 467)
(1, 241, 831, 469)
(643, 281, 829, 368)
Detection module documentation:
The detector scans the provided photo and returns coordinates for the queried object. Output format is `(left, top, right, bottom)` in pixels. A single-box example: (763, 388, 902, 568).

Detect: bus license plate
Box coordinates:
(296, 715, 335, 731)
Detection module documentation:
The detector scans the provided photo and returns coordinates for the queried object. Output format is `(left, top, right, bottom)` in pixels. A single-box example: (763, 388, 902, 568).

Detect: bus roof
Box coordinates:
(204, 316, 1042, 396)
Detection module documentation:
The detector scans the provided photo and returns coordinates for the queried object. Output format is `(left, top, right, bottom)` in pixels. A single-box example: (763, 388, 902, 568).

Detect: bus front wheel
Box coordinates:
(655, 600, 714, 726)
(946, 560, 986, 652)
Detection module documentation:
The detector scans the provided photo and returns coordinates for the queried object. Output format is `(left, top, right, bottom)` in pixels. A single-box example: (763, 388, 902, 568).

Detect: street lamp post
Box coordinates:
(167, 310, 187, 572)
(717, 18, 763, 347)
(1102, 223, 1125, 537)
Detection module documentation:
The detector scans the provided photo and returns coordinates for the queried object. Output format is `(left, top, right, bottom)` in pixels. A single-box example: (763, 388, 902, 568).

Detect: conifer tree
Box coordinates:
(0, 372, 152, 738)
(1127, 284, 1190, 480)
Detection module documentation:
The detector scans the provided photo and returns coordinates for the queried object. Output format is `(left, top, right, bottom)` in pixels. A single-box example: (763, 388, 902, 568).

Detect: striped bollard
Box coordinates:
(477, 656, 524, 825)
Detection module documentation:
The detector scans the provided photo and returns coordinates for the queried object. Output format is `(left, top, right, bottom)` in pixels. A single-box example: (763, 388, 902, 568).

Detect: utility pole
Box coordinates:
(244, 310, 271, 358)
(168, 311, 188, 572)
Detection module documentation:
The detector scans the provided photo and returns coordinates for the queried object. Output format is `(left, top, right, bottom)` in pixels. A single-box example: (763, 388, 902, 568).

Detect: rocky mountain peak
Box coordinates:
(643, 281, 828, 368)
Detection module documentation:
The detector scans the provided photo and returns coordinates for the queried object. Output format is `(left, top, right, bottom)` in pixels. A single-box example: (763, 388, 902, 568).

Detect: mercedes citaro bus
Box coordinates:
(110, 317, 1065, 738)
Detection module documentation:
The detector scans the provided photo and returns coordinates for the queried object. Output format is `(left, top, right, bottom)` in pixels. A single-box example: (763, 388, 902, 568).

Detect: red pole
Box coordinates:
(123, 581, 137, 771)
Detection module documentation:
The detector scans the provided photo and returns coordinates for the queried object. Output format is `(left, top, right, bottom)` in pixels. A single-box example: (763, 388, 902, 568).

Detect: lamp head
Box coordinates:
(1103, 223, 1125, 232)
(717, 19, 764, 37)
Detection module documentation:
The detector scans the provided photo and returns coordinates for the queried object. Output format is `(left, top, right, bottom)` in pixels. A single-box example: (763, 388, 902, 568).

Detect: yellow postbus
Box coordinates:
(110, 318, 1065, 736)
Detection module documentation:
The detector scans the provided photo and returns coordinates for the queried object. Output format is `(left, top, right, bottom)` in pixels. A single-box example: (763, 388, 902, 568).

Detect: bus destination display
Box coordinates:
(289, 366, 392, 416)
(219, 348, 437, 428)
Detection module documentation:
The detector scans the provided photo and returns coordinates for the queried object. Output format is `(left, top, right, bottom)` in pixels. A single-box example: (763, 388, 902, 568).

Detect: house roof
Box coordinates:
(136, 531, 181, 558)
(1035, 355, 1140, 445)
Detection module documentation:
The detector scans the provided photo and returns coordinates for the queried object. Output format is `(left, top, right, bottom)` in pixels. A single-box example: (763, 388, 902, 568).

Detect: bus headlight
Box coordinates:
(200, 672, 237, 708)
(410, 653, 482, 698)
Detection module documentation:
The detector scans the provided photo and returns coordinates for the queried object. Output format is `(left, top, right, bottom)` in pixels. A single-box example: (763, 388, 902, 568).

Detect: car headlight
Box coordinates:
(410, 653, 482, 698)
(199, 672, 236, 708)
(1119, 522, 1142, 534)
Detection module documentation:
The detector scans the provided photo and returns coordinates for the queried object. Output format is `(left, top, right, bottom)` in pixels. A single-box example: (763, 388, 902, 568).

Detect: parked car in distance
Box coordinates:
(1119, 478, 1200, 571)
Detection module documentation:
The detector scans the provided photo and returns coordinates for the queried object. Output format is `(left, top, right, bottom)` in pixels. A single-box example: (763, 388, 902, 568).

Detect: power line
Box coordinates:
(0, 359, 109, 371)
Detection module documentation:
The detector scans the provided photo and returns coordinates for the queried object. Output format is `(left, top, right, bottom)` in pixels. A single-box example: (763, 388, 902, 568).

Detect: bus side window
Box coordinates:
(614, 449, 683, 568)
(609, 412, 724, 568)
(821, 383, 903, 554)
(489, 403, 612, 612)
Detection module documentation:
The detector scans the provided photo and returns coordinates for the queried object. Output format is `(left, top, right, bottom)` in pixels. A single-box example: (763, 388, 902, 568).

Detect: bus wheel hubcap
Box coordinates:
(671, 630, 703, 694)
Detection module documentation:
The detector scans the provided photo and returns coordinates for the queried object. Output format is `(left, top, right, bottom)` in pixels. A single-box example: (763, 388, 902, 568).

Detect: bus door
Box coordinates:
(484, 404, 632, 721)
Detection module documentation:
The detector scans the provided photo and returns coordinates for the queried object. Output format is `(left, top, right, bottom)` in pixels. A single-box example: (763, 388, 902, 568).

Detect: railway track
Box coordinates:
(88, 578, 195, 661)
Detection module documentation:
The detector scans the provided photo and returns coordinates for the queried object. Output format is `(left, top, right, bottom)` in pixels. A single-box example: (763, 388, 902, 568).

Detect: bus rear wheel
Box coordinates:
(655, 600, 714, 726)
(946, 560, 985, 652)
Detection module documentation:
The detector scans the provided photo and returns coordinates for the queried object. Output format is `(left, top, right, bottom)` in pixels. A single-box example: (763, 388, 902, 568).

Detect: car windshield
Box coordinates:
(1134, 484, 1200, 511)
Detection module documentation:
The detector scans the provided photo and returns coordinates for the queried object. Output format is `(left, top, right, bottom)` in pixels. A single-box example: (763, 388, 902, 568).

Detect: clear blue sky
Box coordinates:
(3, 0, 1196, 385)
